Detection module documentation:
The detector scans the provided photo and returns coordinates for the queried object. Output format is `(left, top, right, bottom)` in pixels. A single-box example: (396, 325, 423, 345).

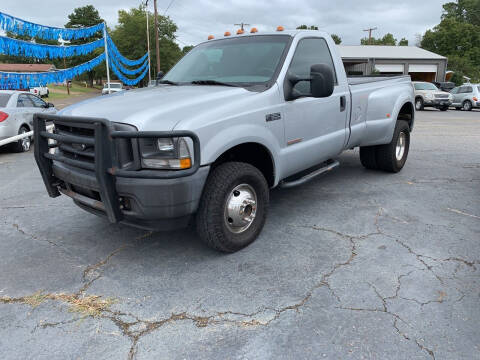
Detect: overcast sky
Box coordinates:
(1, 0, 445, 47)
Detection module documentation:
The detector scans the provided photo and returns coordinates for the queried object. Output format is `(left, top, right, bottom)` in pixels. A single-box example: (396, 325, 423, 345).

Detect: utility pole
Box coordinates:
(363, 27, 377, 45)
(144, 0, 152, 83)
(153, 0, 161, 74)
(234, 22, 250, 31)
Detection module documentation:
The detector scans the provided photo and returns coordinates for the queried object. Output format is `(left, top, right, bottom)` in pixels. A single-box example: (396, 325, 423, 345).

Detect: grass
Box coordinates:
(1, 291, 117, 317)
(47, 81, 101, 101)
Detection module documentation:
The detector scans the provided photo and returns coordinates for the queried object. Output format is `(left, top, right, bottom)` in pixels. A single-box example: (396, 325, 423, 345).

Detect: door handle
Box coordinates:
(340, 96, 346, 112)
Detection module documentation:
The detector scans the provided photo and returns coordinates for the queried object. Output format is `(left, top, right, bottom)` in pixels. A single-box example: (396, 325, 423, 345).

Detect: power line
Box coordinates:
(163, 0, 176, 16)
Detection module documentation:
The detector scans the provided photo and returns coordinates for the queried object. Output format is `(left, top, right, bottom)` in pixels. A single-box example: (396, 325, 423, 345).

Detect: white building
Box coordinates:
(337, 45, 447, 82)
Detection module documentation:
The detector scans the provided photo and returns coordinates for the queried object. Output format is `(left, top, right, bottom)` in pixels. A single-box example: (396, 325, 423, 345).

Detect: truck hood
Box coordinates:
(59, 85, 255, 131)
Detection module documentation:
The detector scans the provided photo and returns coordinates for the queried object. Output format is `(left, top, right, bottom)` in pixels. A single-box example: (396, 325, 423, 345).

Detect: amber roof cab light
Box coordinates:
(237, 29, 244, 35)
(207, 35, 215, 40)
(277, 26, 285, 31)
(224, 31, 231, 36)
(250, 27, 258, 33)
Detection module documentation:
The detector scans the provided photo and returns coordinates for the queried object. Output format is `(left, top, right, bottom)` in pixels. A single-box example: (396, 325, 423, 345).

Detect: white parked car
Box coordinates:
(29, 85, 49, 98)
(0, 90, 56, 152)
(101, 82, 124, 95)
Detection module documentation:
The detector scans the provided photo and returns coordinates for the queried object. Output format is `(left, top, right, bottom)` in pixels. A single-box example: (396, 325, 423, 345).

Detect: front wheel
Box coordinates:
(196, 162, 269, 253)
(375, 121, 410, 173)
(11, 126, 31, 153)
(415, 98, 424, 111)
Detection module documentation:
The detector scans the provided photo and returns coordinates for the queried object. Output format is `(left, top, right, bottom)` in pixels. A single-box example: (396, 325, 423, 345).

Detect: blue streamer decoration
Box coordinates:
(109, 57, 148, 86)
(0, 36, 104, 59)
(109, 52, 149, 75)
(0, 11, 104, 40)
(0, 53, 106, 89)
(107, 34, 148, 66)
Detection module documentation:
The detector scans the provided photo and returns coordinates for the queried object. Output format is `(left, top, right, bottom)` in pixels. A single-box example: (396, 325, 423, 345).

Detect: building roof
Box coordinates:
(0, 63, 56, 73)
(337, 45, 446, 60)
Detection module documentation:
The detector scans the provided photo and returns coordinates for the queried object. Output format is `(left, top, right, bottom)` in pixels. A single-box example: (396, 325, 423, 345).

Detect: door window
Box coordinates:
(287, 38, 337, 96)
(17, 94, 34, 107)
(28, 94, 47, 108)
(450, 87, 459, 94)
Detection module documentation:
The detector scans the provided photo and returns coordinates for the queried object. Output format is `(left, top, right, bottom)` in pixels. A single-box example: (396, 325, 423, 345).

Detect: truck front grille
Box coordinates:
(54, 123, 96, 170)
(435, 94, 449, 99)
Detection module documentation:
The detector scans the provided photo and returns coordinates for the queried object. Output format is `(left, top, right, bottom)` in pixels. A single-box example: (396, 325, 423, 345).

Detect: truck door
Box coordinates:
(282, 38, 348, 176)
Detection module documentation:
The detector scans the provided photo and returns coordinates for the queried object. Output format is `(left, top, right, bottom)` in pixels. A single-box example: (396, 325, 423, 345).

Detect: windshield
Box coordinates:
(163, 35, 291, 86)
(0, 94, 11, 107)
(105, 83, 122, 89)
(414, 82, 438, 91)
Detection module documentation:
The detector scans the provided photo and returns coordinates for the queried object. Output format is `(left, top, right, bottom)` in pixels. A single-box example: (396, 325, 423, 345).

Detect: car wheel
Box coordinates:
(359, 146, 378, 170)
(196, 162, 269, 253)
(375, 121, 410, 173)
(415, 98, 424, 111)
(463, 100, 472, 111)
(440, 105, 449, 111)
(11, 126, 31, 153)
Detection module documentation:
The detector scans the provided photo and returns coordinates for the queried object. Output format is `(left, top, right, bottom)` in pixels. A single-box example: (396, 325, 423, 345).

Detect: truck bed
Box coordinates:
(347, 75, 411, 85)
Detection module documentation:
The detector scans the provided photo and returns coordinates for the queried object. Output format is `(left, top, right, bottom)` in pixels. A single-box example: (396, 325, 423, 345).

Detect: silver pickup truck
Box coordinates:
(34, 30, 415, 252)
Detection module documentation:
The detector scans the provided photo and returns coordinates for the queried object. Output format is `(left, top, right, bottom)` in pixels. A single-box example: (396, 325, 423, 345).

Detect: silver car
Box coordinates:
(0, 90, 56, 152)
(412, 81, 453, 111)
(450, 84, 480, 111)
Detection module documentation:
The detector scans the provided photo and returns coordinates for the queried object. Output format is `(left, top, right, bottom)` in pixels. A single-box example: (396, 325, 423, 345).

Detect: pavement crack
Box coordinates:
(80, 244, 129, 294)
(446, 208, 480, 220)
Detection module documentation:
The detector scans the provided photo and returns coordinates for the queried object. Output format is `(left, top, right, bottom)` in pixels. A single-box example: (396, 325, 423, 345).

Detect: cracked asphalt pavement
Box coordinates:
(1, 109, 479, 359)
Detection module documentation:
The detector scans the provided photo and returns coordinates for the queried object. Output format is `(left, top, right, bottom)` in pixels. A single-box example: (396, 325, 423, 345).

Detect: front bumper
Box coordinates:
(424, 99, 452, 107)
(34, 113, 206, 231)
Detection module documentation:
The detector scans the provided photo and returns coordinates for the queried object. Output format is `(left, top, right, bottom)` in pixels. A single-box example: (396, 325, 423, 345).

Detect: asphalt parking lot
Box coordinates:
(0, 109, 479, 359)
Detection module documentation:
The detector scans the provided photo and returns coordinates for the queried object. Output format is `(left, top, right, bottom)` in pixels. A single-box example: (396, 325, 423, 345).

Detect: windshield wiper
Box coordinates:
(190, 80, 238, 87)
(157, 80, 179, 85)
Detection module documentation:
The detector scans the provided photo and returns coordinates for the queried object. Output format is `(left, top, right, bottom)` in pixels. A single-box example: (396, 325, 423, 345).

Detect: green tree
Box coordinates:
(111, 6, 183, 85)
(361, 33, 397, 45)
(182, 45, 194, 55)
(296, 25, 319, 30)
(398, 38, 409, 46)
(65, 5, 105, 87)
(421, 1, 480, 83)
(331, 34, 342, 44)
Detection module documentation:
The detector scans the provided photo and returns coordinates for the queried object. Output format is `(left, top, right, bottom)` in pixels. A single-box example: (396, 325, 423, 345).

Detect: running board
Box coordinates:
(279, 160, 339, 189)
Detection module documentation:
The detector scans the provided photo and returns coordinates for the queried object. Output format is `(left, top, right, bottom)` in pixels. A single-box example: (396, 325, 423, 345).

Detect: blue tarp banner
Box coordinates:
(0, 11, 104, 40)
(0, 36, 104, 59)
(109, 51, 149, 75)
(107, 34, 148, 66)
(0, 53, 106, 89)
(109, 57, 149, 86)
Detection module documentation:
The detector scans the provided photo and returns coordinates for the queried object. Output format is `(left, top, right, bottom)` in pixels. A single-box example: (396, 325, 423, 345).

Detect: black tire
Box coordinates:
(375, 120, 410, 173)
(359, 146, 378, 170)
(415, 97, 424, 111)
(11, 126, 31, 153)
(196, 162, 269, 253)
(440, 106, 449, 111)
(463, 100, 472, 111)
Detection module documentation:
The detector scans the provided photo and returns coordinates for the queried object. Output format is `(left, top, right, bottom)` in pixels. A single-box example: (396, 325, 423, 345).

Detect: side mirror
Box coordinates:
(284, 63, 334, 101)
(47, 102, 55, 108)
(310, 64, 334, 98)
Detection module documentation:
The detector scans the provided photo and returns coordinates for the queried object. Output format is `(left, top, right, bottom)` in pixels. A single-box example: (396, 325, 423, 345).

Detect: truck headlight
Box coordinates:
(140, 137, 192, 170)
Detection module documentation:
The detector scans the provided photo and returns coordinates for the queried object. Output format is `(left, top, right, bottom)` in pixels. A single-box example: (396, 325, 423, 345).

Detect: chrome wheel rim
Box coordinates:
(396, 132, 406, 161)
(464, 102, 471, 110)
(224, 184, 257, 234)
(415, 100, 422, 110)
(21, 129, 30, 151)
